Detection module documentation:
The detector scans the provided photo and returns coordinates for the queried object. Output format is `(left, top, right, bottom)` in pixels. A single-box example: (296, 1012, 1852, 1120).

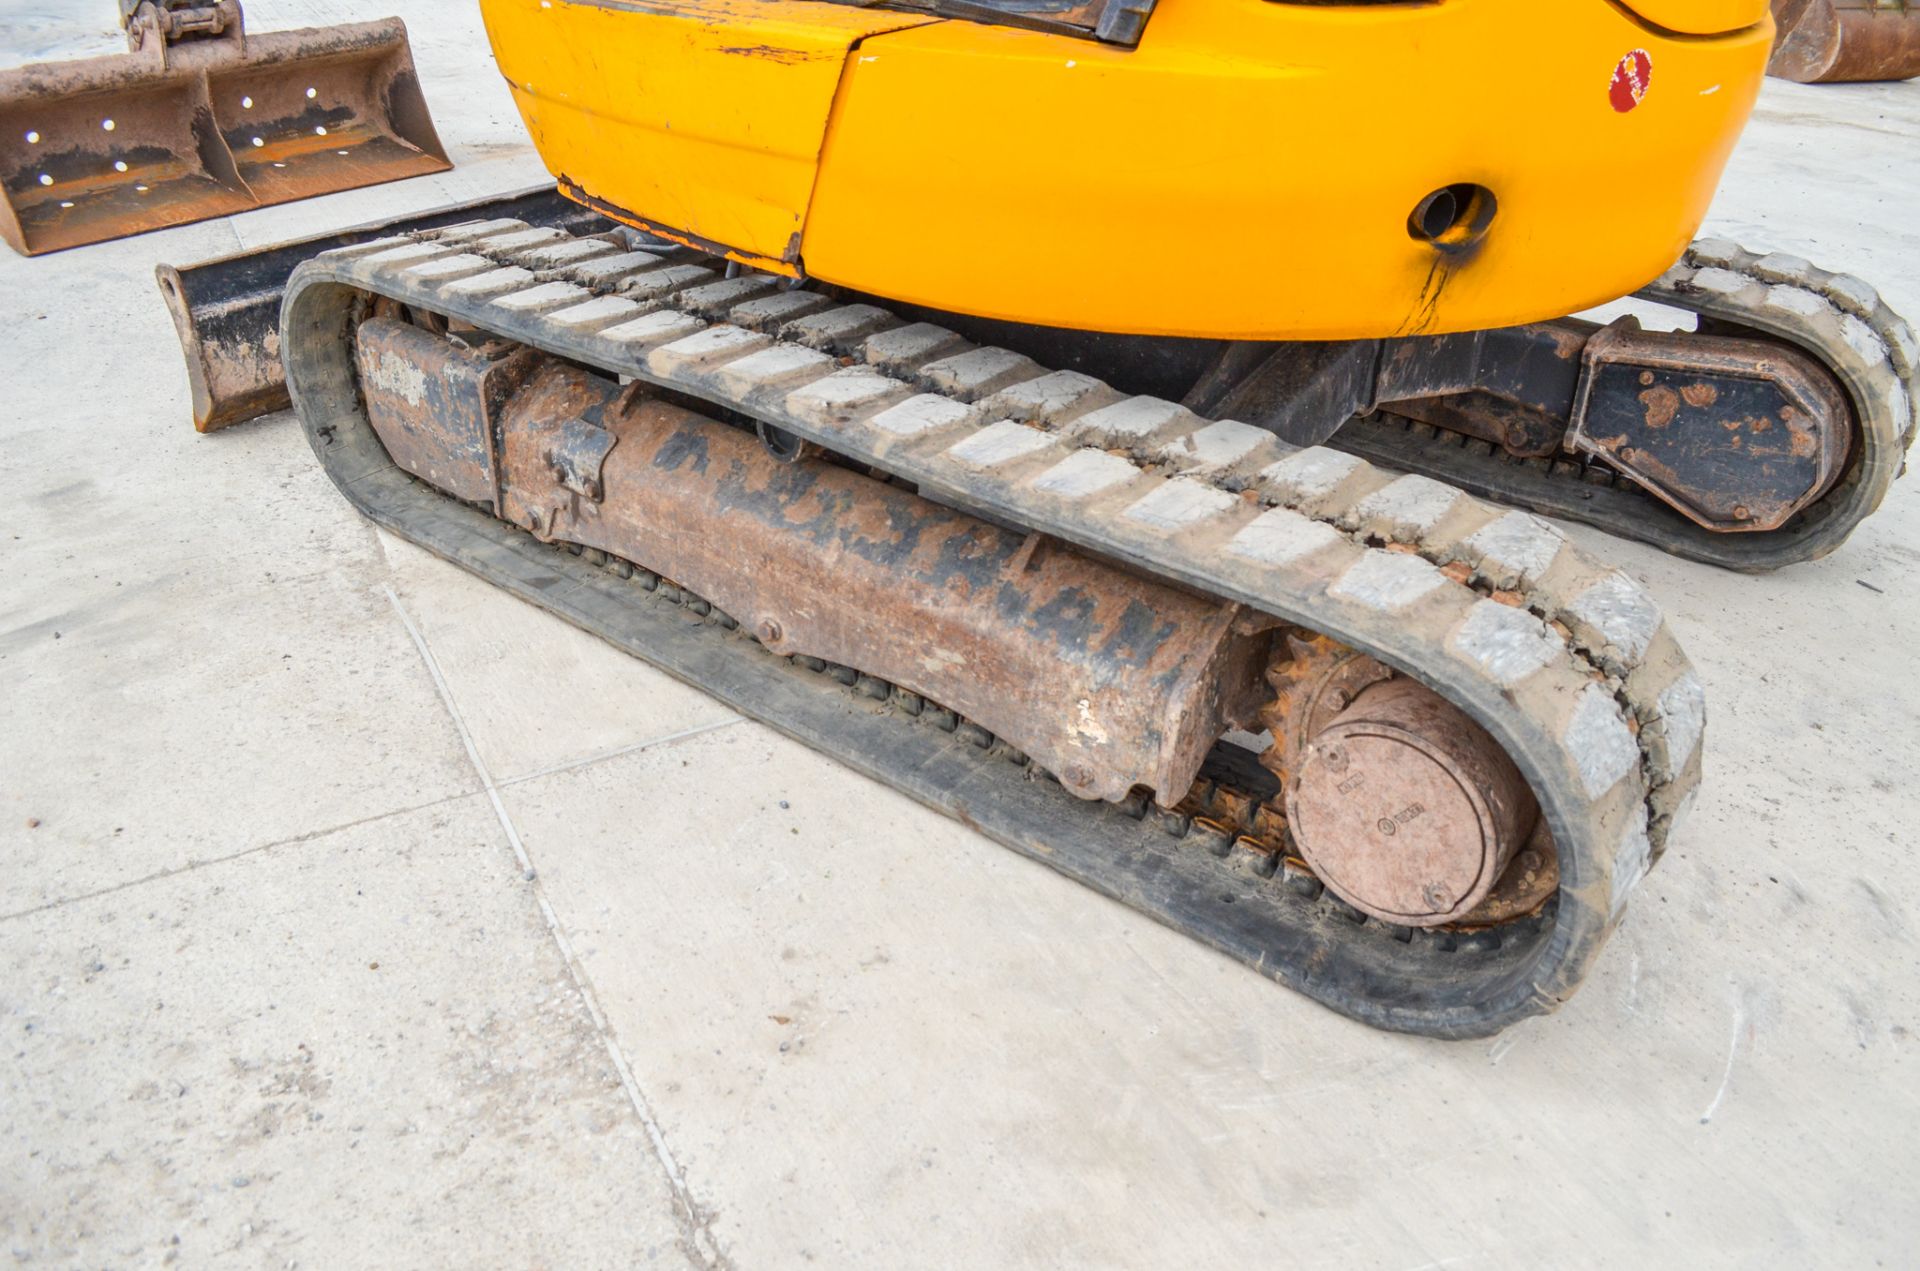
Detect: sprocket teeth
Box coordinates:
(1256, 628, 1392, 803)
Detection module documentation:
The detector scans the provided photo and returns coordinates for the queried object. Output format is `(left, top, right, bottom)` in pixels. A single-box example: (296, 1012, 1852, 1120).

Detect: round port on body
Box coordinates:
(1407, 183, 1497, 249)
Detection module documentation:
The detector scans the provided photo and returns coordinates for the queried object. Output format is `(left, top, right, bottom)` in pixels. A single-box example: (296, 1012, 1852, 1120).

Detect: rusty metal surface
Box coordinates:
(123, 2, 243, 43)
(0, 6, 450, 256)
(1388, 393, 1568, 459)
(159, 186, 612, 432)
(361, 335, 1272, 804)
(1190, 339, 1381, 448)
(1770, 0, 1920, 82)
(544, 411, 621, 502)
(1567, 317, 1852, 531)
(1460, 819, 1561, 927)
(1258, 630, 1557, 928)
(1256, 631, 1393, 792)
(355, 319, 535, 508)
(1188, 320, 1592, 453)
(1376, 322, 1591, 459)
(1286, 679, 1537, 927)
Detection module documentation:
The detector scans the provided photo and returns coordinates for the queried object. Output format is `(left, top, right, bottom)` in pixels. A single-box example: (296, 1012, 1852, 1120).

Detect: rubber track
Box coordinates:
(280, 220, 1709, 1035)
(1340, 242, 1917, 572)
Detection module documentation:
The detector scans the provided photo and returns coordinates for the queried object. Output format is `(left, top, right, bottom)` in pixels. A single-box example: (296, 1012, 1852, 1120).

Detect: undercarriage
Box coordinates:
(280, 217, 1716, 1036)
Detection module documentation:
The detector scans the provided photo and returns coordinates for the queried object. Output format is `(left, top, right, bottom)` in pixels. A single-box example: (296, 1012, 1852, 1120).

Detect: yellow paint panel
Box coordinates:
(800, 1, 1772, 338)
(478, 0, 934, 266)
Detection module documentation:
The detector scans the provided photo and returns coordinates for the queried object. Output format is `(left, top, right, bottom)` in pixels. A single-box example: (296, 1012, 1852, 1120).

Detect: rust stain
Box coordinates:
(1639, 386, 1680, 429)
(1395, 257, 1450, 337)
(1787, 418, 1818, 458)
(1680, 382, 1718, 409)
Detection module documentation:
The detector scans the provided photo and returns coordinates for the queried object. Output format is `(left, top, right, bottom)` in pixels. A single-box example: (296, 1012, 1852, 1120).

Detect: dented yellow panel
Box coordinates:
(477, 0, 934, 269)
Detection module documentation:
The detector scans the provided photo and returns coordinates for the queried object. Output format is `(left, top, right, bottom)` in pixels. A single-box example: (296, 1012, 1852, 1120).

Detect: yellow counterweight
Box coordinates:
(482, 0, 1773, 339)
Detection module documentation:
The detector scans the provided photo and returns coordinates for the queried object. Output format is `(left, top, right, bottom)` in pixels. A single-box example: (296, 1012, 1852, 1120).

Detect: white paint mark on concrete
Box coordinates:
(1700, 988, 1745, 1126)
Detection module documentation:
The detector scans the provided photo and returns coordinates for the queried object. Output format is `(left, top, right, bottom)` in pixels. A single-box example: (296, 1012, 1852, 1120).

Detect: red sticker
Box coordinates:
(1610, 49, 1653, 113)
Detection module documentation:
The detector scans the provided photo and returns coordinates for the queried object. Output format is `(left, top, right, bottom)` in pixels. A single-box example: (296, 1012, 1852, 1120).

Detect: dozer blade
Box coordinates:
(0, 3, 450, 256)
(156, 186, 615, 431)
(1770, 0, 1920, 82)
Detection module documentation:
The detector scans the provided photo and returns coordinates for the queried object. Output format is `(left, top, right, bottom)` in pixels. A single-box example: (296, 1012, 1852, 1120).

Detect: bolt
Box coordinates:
(1326, 688, 1350, 712)
(1062, 763, 1094, 789)
(1639, 371, 1655, 387)
(1733, 504, 1751, 521)
(1376, 818, 1397, 836)
(1422, 883, 1450, 911)
(1320, 744, 1348, 774)
(756, 619, 783, 645)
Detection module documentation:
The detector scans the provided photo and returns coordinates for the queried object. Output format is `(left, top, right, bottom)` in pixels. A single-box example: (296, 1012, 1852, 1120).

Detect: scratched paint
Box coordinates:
(1609, 49, 1654, 113)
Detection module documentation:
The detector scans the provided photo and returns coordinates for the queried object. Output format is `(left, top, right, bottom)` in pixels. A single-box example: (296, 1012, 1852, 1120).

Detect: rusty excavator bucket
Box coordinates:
(1770, 0, 1920, 82)
(0, 1, 450, 256)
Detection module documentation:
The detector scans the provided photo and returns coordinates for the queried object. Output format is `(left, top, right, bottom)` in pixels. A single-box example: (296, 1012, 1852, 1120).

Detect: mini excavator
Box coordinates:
(179, 0, 1920, 1033)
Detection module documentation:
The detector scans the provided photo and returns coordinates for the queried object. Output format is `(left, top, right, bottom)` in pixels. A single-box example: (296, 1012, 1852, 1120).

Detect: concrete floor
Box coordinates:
(2, 4, 1916, 1266)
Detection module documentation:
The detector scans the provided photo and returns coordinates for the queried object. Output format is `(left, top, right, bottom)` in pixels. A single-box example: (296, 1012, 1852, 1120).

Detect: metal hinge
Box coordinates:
(120, 0, 242, 55)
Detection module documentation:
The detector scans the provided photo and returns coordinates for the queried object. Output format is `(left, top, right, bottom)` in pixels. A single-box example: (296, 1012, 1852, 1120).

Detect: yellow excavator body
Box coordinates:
(481, 0, 1773, 339)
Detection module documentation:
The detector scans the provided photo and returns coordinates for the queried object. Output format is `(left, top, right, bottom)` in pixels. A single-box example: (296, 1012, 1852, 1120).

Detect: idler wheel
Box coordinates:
(1286, 678, 1537, 926)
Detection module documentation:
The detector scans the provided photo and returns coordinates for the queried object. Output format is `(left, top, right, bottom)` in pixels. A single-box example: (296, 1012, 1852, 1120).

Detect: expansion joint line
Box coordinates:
(383, 585, 732, 1270)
